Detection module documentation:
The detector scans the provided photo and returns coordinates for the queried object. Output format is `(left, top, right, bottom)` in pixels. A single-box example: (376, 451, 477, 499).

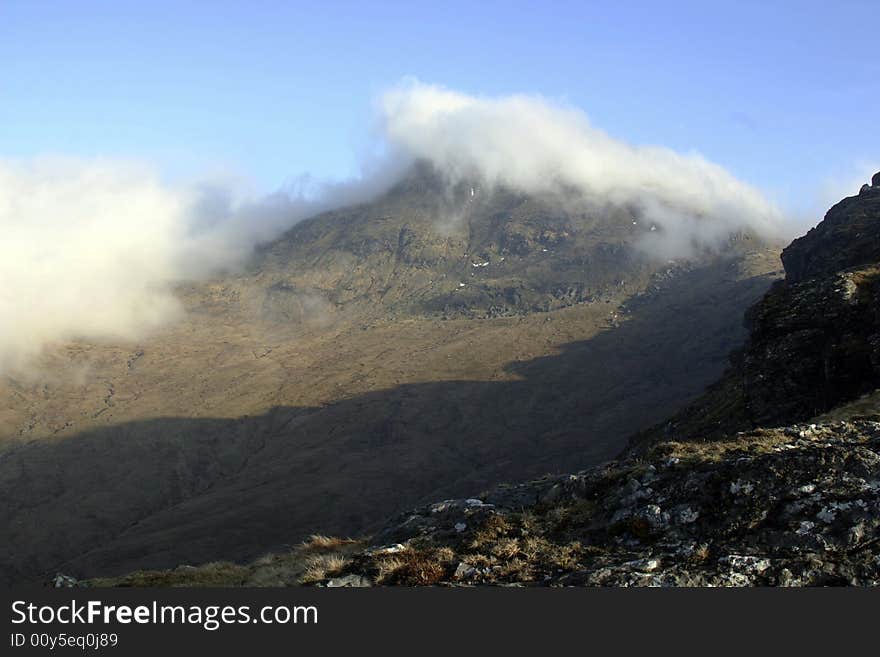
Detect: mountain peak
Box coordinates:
(782, 177, 880, 283)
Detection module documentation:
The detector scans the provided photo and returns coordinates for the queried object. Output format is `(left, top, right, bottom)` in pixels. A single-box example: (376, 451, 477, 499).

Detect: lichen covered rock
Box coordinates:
(327, 420, 880, 586)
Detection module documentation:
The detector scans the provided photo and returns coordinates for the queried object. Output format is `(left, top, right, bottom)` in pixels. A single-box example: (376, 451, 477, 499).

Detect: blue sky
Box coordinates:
(1, 0, 878, 215)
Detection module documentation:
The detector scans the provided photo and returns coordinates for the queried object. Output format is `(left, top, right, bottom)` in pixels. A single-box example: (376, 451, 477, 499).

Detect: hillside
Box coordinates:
(73, 173, 880, 588)
(0, 165, 782, 585)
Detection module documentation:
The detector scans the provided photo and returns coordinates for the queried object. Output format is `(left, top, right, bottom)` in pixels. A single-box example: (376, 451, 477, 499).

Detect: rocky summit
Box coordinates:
(73, 173, 880, 588)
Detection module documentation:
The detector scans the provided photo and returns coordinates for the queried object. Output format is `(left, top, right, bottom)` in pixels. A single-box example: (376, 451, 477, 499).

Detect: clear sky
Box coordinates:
(1, 0, 878, 215)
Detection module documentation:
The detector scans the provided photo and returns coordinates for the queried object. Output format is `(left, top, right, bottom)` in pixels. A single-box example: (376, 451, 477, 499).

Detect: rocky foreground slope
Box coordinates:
(327, 419, 880, 587)
(77, 174, 880, 587)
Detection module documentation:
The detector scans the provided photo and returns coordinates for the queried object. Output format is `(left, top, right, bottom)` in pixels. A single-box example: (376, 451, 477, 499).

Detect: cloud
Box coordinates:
(0, 158, 185, 373)
(380, 80, 785, 258)
(1, 81, 790, 372)
(0, 157, 396, 374)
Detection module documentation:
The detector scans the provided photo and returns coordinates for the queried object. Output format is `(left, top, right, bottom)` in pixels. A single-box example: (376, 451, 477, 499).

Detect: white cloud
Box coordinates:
(0, 158, 187, 372)
(380, 80, 785, 257)
(1, 81, 793, 372)
(0, 157, 395, 373)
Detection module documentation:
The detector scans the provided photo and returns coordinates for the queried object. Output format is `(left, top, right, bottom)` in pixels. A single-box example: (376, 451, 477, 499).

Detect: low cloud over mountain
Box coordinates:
(381, 80, 784, 255)
(0, 82, 786, 372)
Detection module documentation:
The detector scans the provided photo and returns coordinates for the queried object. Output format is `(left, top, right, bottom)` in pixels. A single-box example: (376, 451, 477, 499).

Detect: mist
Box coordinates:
(0, 157, 398, 374)
(2, 81, 790, 373)
(380, 81, 785, 257)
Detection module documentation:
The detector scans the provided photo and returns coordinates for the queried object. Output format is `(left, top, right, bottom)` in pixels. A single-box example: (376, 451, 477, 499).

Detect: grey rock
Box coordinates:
(454, 563, 477, 579)
(53, 574, 80, 588)
(326, 574, 373, 588)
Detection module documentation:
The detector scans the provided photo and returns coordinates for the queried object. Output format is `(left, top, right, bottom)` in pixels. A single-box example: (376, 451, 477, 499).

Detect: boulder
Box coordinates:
(52, 573, 80, 588)
(326, 574, 372, 587)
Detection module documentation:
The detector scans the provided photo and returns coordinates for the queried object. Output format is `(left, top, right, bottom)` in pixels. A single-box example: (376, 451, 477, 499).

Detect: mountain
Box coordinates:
(74, 174, 880, 588)
(0, 164, 782, 585)
(255, 162, 677, 320)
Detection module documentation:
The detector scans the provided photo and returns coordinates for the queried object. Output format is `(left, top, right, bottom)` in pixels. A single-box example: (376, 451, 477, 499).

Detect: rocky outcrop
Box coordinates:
(740, 264, 880, 425)
(739, 179, 880, 426)
(306, 420, 880, 586)
(637, 176, 880, 440)
(781, 182, 880, 283)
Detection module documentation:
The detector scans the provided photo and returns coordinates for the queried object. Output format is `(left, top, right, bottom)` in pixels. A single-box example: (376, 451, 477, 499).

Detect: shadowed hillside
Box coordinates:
(0, 256, 777, 584)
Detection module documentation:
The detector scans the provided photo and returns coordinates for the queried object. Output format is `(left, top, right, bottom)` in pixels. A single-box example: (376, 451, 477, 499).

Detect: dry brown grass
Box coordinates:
(316, 492, 617, 586)
(649, 428, 795, 464)
(690, 544, 711, 563)
(338, 505, 599, 586)
(375, 556, 405, 581)
(372, 547, 454, 586)
(470, 513, 513, 549)
(300, 554, 351, 584)
(303, 535, 359, 551)
(490, 537, 520, 559)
